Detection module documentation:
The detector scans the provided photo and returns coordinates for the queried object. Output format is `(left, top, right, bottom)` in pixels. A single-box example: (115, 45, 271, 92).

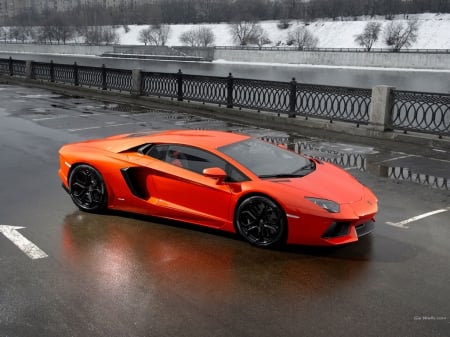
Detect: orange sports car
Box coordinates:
(58, 130, 377, 247)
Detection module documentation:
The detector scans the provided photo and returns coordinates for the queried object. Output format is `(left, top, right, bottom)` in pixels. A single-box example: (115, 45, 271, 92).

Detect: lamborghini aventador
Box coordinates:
(59, 129, 377, 247)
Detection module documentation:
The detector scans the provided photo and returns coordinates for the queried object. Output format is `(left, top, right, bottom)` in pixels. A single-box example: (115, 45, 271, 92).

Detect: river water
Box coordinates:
(2, 52, 449, 93)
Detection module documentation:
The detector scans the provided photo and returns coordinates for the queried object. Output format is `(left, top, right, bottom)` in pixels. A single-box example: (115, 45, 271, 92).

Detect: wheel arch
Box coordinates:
(234, 191, 286, 217)
(233, 191, 289, 247)
(67, 162, 113, 211)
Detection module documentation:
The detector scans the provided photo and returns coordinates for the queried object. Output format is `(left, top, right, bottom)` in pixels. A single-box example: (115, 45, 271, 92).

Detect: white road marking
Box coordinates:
(386, 207, 450, 229)
(380, 155, 415, 163)
(68, 122, 136, 132)
(0, 225, 48, 260)
(33, 113, 104, 122)
(33, 115, 69, 121)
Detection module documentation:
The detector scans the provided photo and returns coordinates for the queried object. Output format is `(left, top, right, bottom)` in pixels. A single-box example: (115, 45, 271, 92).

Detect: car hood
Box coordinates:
(270, 162, 364, 204)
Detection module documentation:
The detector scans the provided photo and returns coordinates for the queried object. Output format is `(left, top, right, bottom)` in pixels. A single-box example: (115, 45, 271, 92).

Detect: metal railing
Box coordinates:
(391, 90, 450, 136)
(0, 57, 448, 137)
(214, 46, 450, 54)
(295, 83, 371, 124)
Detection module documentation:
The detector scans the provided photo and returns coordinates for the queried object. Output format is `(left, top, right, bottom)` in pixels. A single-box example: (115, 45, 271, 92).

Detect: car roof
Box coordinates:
(147, 130, 250, 148)
(96, 130, 251, 153)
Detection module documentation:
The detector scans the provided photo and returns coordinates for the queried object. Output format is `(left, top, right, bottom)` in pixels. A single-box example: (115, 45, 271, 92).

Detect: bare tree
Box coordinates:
(384, 19, 419, 51)
(287, 26, 319, 50)
(0, 27, 8, 42)
(354, 21, 382, 51)
(179, 26, 215, 47)
(154, 25, 171, 46)
(252, 25, 271, 48)
(229, 21, 261, 46)
(83, 26, 119, 45)
(35, 25, 55, 43)
(102, 27, 120, 45)
(10, 26, 31, 43)
(196, 27, 215, 47)
(138, 27, 153, 46)
(139, 25, 170, 46)
(179, 29, 197, 47)
(53, 25, 76, 44)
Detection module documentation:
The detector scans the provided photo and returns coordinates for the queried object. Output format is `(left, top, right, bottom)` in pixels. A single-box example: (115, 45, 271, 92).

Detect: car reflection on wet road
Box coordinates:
(0, 84, 449, 337)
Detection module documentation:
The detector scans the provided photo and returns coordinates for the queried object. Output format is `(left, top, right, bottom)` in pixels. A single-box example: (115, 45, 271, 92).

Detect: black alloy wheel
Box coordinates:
(69, 164, 107, 212)
(235, 195, 287, 248)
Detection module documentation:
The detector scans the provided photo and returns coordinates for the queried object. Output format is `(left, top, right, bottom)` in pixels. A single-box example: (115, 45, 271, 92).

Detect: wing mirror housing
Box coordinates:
(203, 167, 227, 184)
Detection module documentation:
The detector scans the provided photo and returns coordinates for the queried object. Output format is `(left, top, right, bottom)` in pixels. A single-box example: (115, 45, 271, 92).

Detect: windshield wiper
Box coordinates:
(259, 173, 306, 179)
(292, 161, 316, 175)
(259, 161, 316, 179)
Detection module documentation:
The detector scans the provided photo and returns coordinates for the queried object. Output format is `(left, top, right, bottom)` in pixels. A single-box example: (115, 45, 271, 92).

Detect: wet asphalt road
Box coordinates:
(0, 84, 449, 337)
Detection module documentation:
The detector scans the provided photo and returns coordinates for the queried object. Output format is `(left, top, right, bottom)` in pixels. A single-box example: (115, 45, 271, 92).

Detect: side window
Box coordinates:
(166, 145, 248, 182)
(144, 144, 168, 161)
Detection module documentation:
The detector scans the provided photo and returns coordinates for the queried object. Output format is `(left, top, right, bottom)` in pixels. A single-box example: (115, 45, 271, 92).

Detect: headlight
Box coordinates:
(305, 197, 340, 213)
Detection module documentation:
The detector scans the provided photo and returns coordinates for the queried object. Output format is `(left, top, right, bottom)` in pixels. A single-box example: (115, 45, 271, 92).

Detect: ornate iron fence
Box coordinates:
(31, 62, 52, 81)
(233, 78, 291, 114)
(295, 83, 371, 124)
(105, 68, 132, 92)
(54, 63, 76, 85)
(391, 90, 450, 137)
(0, 59, 8, 74)
(77, 65, 103, 89)
(1, 57, 448, 137)
(183, 74, 228, 106)
(141, 72, 178, 98)
(0, 57, 26, 76)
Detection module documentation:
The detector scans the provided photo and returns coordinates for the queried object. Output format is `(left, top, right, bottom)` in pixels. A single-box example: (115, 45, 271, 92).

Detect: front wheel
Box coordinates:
(235, 195, 287, 248)
(69, 164, 107, 212)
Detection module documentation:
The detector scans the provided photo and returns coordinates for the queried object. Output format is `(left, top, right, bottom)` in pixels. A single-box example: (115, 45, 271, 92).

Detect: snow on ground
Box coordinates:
(116, 13, 450, 49)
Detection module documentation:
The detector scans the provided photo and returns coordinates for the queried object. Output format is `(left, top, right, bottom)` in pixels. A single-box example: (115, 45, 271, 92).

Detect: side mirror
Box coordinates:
(203, 167, 227, 184)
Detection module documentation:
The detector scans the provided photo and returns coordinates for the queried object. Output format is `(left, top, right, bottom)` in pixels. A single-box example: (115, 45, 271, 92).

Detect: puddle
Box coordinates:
(261, 136, 369, 172)
(102, 102, 148, 113)
(261, 136, 449, 191)
(370, 164, 449, 190)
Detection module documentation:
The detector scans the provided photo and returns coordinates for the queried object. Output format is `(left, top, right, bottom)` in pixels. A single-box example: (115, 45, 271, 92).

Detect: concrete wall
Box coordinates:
(173, 47, 215, 61)
(1, 43, 448, 69)
(113, 45, 183, 56)
(0, 44, 114, 55)
(213, 49, 450, 70)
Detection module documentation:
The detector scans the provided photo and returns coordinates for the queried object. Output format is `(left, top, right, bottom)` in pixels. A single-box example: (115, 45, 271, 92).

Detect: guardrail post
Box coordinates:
(289, 78, 297, 118)
(8, 57, 13, 76)
(177, 69, 183, 101)
(227, 73, 233, 108)
(74, 62, 79, 86)
(102, 64, 107, 90)
(50, 60, 55, 82)
(369, 85, 395, 131)
(131, 69, 142, 96)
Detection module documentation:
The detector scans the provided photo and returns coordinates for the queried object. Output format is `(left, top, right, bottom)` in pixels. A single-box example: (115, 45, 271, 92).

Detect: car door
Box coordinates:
(146, 144, 239, 228)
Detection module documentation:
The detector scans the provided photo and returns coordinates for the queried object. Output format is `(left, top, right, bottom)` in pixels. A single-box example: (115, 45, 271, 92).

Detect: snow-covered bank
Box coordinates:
(117, 13, 450, 49)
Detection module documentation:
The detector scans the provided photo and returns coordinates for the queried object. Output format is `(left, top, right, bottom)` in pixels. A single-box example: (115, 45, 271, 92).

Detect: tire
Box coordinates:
(235, 195, 287, 248)
(69, 164, 107, 212)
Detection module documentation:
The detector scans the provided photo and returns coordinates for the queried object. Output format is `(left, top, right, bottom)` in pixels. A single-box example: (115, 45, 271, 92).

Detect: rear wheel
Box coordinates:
(69, 164, 107, 212)
(235, 195, 287, 248)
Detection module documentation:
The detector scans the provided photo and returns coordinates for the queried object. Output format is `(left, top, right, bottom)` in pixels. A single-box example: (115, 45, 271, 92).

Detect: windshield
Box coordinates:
(218, 138, 315, 178)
